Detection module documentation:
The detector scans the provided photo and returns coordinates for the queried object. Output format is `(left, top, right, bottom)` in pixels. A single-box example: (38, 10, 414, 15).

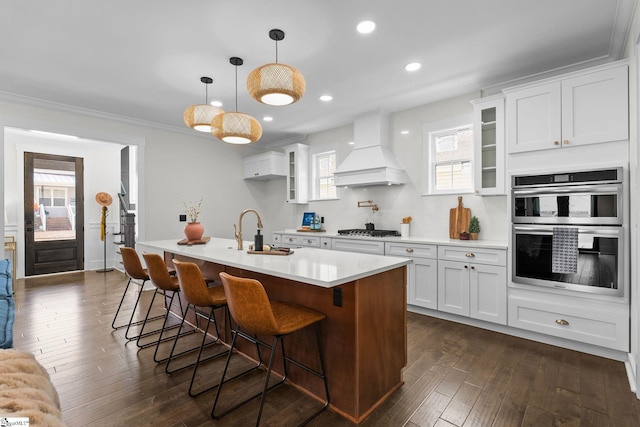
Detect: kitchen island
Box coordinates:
(137, 238, 410, 424)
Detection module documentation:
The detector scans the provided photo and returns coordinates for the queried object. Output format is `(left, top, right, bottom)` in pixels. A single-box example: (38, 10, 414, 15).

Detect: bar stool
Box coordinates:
(170, 260, 232, 397)
(112, 247, 167, 341)
(141, 253, 195, 355)
(212, 272, 329, 427)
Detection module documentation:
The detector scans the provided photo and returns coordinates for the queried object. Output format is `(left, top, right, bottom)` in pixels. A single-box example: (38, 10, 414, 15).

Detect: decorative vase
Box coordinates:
(470, 232, 479, 240)
(184, 222, 204, 241)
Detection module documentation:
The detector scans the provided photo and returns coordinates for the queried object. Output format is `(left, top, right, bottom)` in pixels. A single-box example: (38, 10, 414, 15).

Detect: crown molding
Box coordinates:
(0, 90, 201, 138)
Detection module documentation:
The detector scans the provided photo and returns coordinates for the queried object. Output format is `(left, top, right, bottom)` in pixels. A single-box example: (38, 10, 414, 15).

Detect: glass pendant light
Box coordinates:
(247, 29, 305, 106)
(183, 77, 224, 132)
(212, 57, 262, 144)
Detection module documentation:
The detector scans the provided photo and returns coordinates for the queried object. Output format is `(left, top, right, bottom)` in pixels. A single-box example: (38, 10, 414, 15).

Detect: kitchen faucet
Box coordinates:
(234, 209, 264, 250)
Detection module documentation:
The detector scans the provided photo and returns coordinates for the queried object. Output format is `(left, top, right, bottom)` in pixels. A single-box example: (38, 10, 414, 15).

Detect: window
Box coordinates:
(427, 125, 473, 194)
(312, 150, 337, 199)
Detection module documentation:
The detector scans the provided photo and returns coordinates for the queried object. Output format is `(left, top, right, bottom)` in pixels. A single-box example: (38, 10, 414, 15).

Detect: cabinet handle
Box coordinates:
(405, 248, 414, 253)
(555, 319, 570, 326)
(465, 252, 475, 257)
(554, 141, 560, 145)
(307, 239, 313, 244)
(470, 266, 475, 270)
(464, 265, 468, 269)
(288, 237, 294, 242)
(563, 140, 569, 145)
(323, 242, 328, 246)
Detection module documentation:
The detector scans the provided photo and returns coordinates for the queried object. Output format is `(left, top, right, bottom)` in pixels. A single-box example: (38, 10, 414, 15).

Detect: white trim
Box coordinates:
(627, 353, 637, 393)
(1, 115, 146, 278)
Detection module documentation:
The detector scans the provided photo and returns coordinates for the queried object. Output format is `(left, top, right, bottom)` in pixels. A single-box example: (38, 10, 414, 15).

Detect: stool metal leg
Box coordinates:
(153, 292, 197, 363)
(136, 288, 183, 348)
(211, 324, 330, 426)
(124, 286, 167, 342)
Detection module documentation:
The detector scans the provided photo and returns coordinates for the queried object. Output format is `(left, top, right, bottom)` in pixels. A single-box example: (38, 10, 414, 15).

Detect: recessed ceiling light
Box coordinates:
(319, 94, 333, 102)
(263, 116, 273, 122)
(210, 100, 223, 107)
(405, 62, 422, 72)
(357, 20, 376, 34)
(348, 141, 355, 145)
(401, 130, 410, 135)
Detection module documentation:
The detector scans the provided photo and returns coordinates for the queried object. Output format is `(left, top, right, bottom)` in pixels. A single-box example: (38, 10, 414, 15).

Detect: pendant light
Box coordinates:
(183, 77, 224, 132)
(247, 29, 305, 106)
(212, 57, 262, 144)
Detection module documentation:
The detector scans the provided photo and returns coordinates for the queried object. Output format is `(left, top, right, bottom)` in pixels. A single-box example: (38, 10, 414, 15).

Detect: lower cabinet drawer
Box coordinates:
(385, 242, 437, 259)
(508, 295, 629, 352)
(281, 234, 321, 248)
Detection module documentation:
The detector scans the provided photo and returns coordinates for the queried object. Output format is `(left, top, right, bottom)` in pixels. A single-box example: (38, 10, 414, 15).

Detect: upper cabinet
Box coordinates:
(472, 95, 505, 195)
(243, 151, 285, 180)
(504, 61, 628, 154)
(285, 143, 309, 204)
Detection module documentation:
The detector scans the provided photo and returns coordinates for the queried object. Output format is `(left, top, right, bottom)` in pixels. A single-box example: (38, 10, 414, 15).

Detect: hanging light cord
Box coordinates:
(275, 38, 279, 63)
(234, 64, 238, 112)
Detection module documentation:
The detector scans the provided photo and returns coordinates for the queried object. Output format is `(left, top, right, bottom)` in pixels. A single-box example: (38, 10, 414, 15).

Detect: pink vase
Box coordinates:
(184, 222, 204, 241)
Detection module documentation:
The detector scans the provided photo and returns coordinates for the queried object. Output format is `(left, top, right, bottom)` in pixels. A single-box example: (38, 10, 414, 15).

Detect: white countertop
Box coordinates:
(137, 238, 410, 288)
(274, 230, 508, 250)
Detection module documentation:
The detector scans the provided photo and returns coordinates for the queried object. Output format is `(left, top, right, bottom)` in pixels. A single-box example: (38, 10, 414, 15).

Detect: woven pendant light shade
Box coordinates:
(183, 76, 223, 132)
(248, 29, 305, 106)
(183, 104, 224, 132)
(211, 111, 262, 144)
(247, 63, 305, 106)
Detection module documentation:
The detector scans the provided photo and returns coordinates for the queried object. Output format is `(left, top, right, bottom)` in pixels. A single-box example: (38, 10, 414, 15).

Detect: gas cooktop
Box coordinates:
(337, 229, 400, 237)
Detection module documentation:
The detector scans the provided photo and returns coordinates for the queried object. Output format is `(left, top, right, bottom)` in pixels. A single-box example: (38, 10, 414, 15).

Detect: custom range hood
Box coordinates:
(333, 113, 405, 187)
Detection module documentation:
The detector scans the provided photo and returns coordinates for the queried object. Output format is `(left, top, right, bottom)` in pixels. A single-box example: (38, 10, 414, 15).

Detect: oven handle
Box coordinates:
(512, 184, 622, 196)
(513, 225, 622, 236)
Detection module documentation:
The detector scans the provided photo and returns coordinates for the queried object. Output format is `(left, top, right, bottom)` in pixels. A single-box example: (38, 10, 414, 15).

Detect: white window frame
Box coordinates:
(309, 146, 339, 201)
(421, 114, 474, 196)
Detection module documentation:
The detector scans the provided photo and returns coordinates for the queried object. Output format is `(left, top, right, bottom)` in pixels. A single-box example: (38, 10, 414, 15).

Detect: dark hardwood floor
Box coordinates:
(11, 270, 640, 426)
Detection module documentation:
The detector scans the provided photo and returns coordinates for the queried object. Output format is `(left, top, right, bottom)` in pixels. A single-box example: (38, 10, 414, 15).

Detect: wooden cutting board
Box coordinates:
(449, 196, 471, 239)
(247, 250, 294, 255)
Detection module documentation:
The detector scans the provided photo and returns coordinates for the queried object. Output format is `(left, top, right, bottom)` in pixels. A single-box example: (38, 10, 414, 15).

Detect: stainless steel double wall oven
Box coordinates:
(511, 167, 625, 297)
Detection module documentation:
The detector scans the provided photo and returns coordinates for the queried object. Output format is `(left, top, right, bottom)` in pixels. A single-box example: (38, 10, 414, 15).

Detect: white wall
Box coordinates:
(1, 97, 267, 277)
(262, 92, 509, 243)
(626, 2, 640, 397)
(4, 130, 121, 274)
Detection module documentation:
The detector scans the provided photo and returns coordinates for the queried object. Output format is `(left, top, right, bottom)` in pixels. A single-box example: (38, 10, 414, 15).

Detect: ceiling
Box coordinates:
(0, 0, 636, 145)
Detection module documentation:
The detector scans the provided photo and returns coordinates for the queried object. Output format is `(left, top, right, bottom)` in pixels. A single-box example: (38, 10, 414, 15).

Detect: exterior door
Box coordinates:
(24, 152, 84, 276)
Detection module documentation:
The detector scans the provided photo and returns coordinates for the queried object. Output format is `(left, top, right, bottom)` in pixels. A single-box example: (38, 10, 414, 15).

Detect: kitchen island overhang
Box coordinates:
(137, 238, 410, 424)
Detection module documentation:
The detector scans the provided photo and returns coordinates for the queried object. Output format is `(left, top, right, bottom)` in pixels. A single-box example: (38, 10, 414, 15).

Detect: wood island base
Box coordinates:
(167, 252, 407, 424)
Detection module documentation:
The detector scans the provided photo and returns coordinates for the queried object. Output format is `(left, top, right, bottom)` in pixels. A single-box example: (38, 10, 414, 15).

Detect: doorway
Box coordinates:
(24, 152, 84, 276)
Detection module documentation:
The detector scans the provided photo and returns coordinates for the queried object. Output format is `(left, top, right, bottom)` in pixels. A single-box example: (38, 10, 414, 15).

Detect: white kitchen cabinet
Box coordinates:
(271, 233, 282, 245)
(243, 151, 285, 180)
(386, 242, 438, 309)
(437, 246, 507, 325)
(508, 289, 629, 352)
(278, 233, 321, 248)
(285, 143, 309, 204)
(320, 237, 332, 250)
(331, 238, 385, 255)
(505, 61, 628, 154)
(472, 95, 505, 195)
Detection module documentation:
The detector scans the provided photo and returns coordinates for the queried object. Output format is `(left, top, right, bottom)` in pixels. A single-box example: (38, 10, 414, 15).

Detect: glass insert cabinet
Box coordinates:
(472, 95, 505, 195)
(285, 143, 309, 204)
